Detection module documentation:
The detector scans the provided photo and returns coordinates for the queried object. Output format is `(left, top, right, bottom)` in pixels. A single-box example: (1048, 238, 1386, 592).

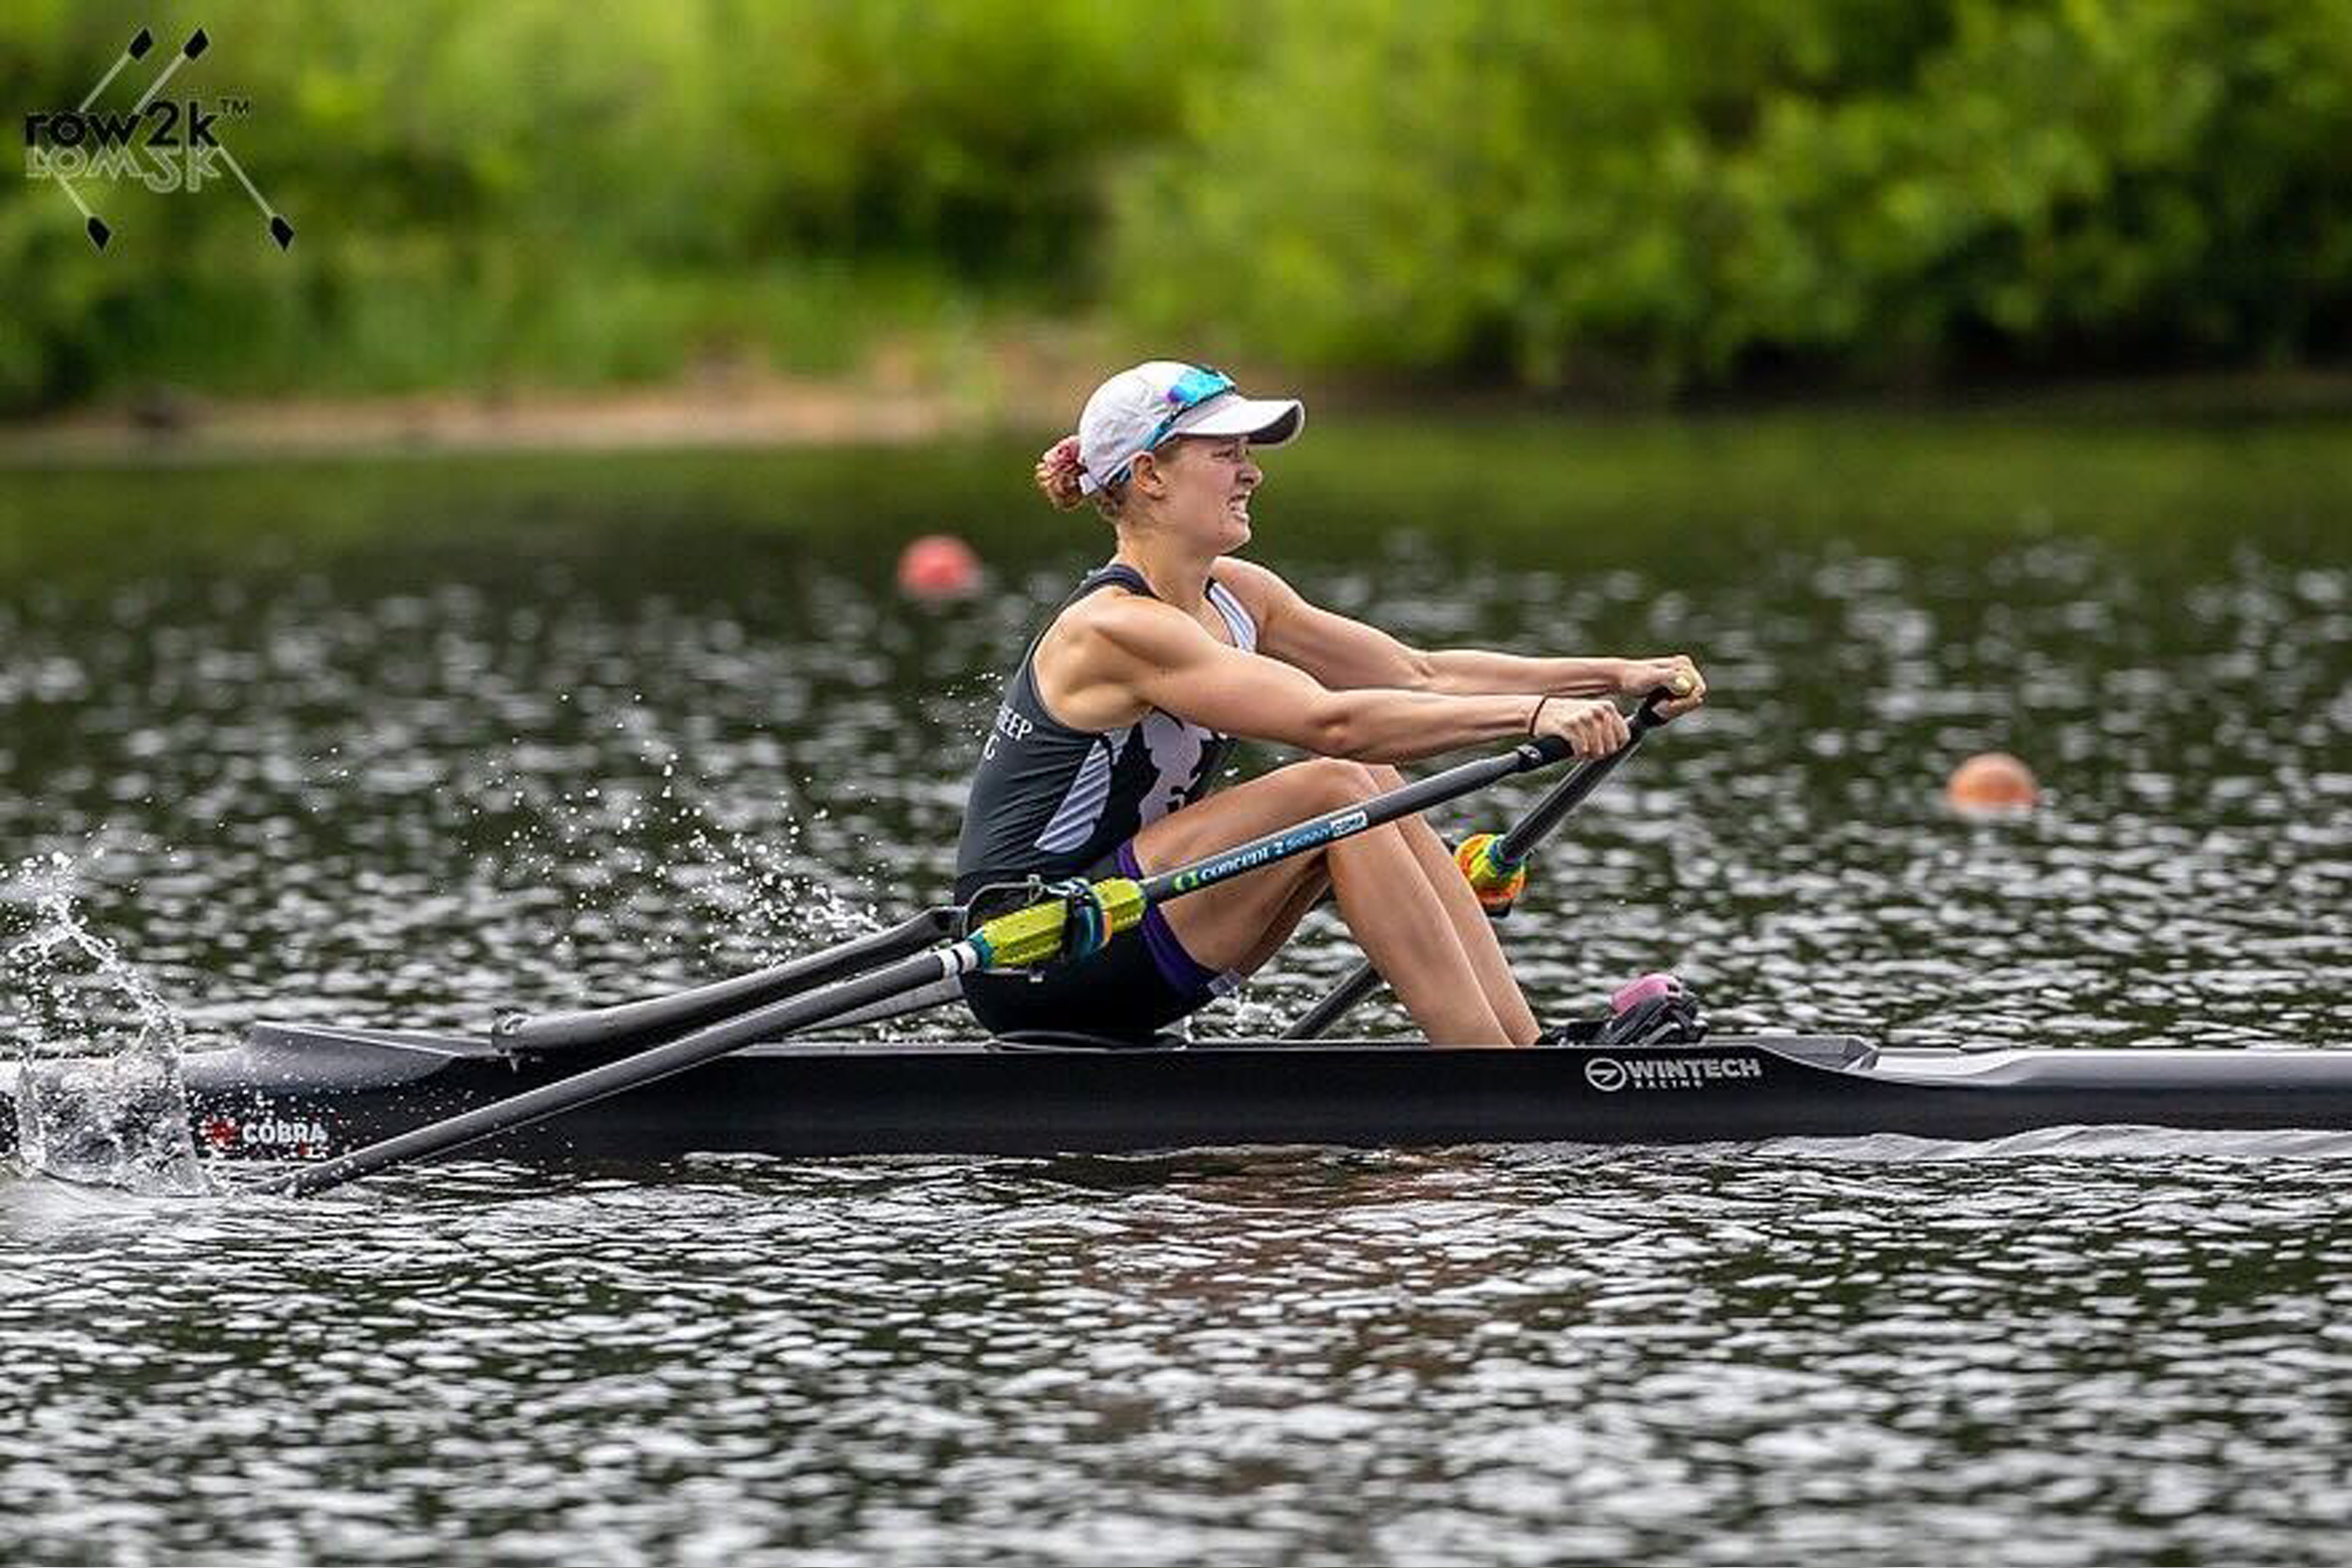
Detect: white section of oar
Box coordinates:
(826, 975, 965, 1028)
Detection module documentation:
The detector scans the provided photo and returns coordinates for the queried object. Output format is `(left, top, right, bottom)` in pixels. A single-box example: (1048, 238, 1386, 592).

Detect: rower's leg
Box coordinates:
(1202, 774, 1536, 1043)
(1130, 760, 1514, 1044)
(1317, 816, 1516, 1044)
(1361, 765, 1540, 1044)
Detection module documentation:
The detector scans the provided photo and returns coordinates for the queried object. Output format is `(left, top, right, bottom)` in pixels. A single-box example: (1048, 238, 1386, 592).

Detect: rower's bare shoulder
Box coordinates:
(1046, 589, 1206, 672)
(1213, 558, 1304, 621)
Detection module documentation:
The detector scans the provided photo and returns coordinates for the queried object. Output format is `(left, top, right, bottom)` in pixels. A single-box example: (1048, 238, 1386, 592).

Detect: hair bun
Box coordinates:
(1035, 435, 1086, 511)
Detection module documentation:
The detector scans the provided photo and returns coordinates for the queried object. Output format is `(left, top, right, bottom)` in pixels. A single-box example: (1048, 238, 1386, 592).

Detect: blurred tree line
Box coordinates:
(4, 0, 2348, 413)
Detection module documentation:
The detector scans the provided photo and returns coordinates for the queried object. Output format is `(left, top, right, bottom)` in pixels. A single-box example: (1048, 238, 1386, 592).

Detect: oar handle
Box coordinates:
(1491, 685, 1677, 866)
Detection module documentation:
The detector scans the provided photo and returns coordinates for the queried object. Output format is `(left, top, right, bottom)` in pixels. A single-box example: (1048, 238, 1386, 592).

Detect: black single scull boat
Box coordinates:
(10, 695, 2340, 1185)
(8, 1022, 2344, 1166)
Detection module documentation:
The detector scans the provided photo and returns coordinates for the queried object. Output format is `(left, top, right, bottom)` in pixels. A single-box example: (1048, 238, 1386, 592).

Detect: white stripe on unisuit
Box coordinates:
(1033, 730, 1124, 853)
(1206, 579, 1258, 652)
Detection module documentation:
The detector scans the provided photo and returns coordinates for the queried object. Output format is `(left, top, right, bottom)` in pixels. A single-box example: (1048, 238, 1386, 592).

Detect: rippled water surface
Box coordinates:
(10, 1147, 2352, 1566)
(3, 417, 2351, 1563)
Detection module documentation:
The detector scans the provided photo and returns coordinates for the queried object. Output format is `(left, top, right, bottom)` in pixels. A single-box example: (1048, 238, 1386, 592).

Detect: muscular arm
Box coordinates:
(1219, 558, 1626, 698)
(1047, 593, 1541, 765)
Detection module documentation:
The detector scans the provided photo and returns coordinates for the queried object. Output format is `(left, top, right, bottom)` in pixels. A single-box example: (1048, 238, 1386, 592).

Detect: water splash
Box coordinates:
(1, 853, 209, 1195)
(479, 738, 888, 974)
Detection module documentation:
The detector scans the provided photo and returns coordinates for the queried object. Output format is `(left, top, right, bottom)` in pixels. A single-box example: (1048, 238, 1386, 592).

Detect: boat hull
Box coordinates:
(11, 1025, 2351, 1166)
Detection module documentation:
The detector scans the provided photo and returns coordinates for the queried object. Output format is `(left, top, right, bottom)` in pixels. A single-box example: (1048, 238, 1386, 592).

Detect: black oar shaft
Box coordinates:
(493, 907, 958, 1053)
(1493, 720, 1652, 862)
(1134, 738, 1571, 905)
(1284, 692, 1675, 1040)
(1282, 964, 1387, 1040)
(277, 946, 967, 1196)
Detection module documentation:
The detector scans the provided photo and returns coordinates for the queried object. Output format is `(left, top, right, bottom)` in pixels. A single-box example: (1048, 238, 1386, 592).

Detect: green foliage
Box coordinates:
(1112, 0, 2352, 390)
(0, 0, 1219, 411)
(2, 0, 2347, 411)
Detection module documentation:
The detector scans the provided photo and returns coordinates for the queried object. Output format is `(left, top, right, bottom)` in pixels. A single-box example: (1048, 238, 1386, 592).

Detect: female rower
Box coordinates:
(953, 362, 1706, 1045)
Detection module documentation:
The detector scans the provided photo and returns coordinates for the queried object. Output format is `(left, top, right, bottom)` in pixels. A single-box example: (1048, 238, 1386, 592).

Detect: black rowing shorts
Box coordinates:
(959, 841, 1239, 1042)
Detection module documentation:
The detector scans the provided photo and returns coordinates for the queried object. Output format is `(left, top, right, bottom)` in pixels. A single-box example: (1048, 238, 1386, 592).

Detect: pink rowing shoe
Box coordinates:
(1538, 972, 1709, 1046)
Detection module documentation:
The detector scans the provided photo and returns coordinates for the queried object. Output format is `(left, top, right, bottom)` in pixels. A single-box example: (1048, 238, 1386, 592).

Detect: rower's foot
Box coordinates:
(1538, 973, 1709, 1046)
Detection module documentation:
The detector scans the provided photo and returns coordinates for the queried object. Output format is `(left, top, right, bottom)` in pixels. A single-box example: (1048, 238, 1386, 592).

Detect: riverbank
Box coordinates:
(5, 353, 2352, 470)
(0, 328, 1112, 467)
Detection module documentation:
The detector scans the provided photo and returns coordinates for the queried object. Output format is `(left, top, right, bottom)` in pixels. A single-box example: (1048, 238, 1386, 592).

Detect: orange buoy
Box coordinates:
(1946, 751, 2040, 811)
(895, 534, 983, 601)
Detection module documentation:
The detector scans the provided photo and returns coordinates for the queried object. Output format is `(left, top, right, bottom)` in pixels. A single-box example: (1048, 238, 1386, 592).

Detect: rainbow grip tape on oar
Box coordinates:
(1453, 832, 1529, 915)
(966, 878, 1146, 971)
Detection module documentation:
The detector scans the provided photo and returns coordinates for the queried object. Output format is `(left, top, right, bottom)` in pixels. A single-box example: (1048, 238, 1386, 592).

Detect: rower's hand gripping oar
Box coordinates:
(1462, 682, 1682, 913)
(1283, 683, 1684, 1040)
(270, 733, 1594, 1197)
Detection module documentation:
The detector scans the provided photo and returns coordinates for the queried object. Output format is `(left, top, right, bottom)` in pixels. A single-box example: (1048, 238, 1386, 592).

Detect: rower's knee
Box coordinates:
(1293, 757, 1385, 811)
(1291, 760, 1427, 860)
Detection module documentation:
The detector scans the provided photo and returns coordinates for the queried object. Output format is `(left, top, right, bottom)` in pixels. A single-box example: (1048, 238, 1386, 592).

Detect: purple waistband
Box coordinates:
(1117, 841, 1239, 1001)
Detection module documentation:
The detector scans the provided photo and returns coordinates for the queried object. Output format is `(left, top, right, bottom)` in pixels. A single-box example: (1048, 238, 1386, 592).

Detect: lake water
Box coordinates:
(3, 413, 2350, 1563)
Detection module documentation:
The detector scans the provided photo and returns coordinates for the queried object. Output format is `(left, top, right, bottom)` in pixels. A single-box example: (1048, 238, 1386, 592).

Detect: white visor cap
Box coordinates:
(1076, 361, 1305, 496)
